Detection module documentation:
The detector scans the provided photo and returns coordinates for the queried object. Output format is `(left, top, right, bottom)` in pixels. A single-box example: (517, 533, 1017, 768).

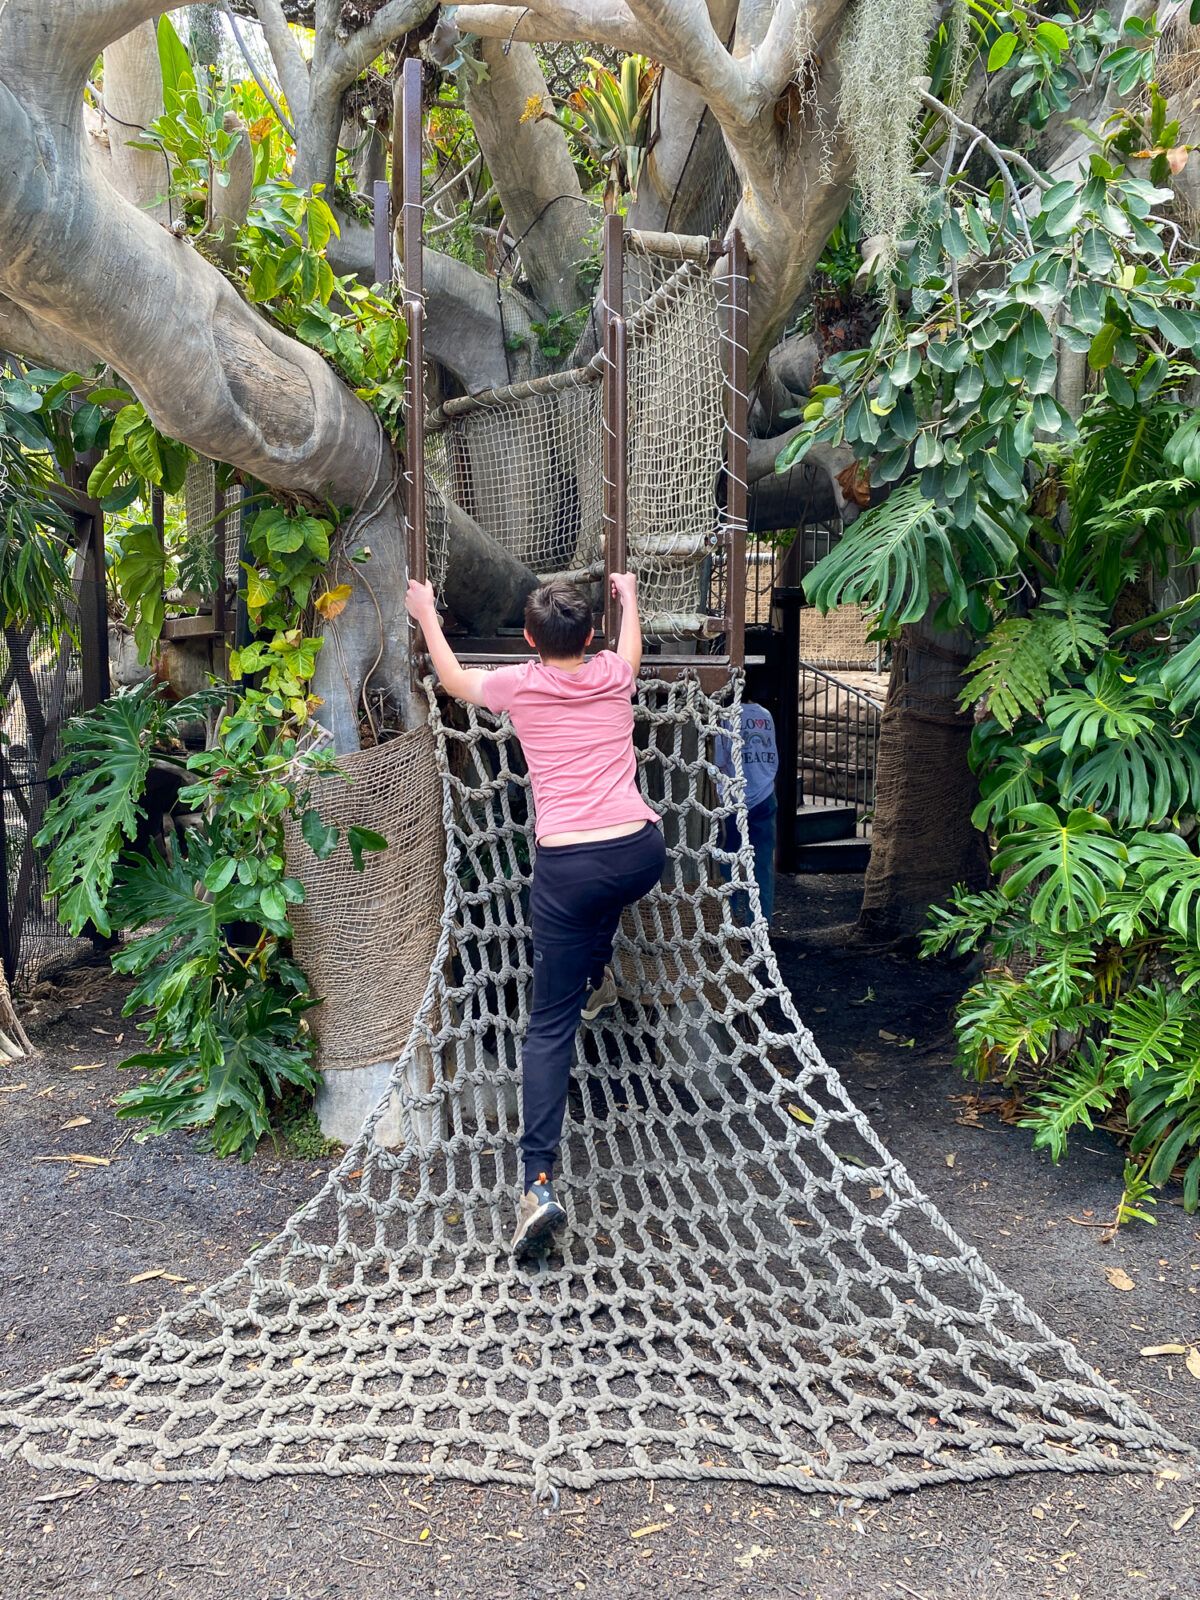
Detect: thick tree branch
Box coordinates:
(464, 40, 589, 316)
(337, 0, 434, 78)
(451, 1, 646, 54)
(250, 0, 310, 121)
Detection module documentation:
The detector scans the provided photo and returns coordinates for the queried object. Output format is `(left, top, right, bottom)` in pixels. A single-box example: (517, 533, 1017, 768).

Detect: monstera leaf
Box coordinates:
(35, 683, 221, 936)
(1058, 718, 1200, 827)
(803, 480, 964, 631)
(1127, 831, 1200, 941)
(992, 804, 1126, 932)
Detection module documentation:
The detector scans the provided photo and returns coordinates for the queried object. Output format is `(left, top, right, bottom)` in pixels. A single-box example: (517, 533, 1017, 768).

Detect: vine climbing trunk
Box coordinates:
(858, 616, 988, 941)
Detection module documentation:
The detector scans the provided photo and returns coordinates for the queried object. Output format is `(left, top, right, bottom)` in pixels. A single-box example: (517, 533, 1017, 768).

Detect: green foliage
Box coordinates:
(35, 683, 218, 938)
(86, 403, 191, 505)
(810, 17, 1200, 1220)
(0, 381, 74, 636)
(551, 55, 660, 202)
(132, 15, 286, 223)
(237, 182, 408, 430)
(959, 591, 1107, 729)
(40, 679, 384, 1159)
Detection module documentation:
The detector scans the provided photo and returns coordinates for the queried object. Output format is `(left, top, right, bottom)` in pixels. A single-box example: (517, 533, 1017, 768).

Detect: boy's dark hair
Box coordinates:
(524, 580, 594, 658)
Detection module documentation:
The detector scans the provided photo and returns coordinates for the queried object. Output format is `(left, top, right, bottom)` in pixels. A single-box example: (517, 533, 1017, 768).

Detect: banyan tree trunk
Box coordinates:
(857, 615, 989, 941)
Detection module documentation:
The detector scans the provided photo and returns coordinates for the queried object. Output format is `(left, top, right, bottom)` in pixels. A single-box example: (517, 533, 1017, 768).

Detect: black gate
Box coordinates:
(0, 490, 108, 985)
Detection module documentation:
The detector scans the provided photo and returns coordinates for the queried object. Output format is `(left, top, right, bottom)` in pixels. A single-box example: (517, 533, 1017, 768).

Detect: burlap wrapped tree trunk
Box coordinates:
(284, 728, 445, 1143)
(858, 618, 988, 940)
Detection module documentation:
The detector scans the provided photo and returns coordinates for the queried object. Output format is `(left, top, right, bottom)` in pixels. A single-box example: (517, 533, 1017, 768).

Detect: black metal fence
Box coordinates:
(798, 663, 882, 837)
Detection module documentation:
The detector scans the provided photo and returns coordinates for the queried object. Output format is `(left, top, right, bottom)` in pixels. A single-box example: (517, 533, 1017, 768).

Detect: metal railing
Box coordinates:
(797, 663, 882, 837)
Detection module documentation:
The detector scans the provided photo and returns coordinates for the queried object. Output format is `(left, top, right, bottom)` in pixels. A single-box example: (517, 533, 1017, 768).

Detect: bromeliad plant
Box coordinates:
(785, 11, 1200, 1221)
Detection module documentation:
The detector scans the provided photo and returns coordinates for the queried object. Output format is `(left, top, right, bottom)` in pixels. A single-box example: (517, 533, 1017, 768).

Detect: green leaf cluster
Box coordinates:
(38, 681, 386, 1158)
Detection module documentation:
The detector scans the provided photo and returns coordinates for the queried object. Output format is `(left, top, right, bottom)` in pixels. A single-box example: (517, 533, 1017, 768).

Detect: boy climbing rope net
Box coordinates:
(404, 573, 666, 1260)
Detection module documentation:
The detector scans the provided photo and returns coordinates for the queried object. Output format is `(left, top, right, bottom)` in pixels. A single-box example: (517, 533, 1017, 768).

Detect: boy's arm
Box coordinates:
(610, 570, 642, 676)
(404, 580, 490, 706)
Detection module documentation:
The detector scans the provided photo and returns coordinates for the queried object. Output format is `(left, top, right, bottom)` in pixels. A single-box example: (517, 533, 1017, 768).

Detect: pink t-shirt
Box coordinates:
(481, 651, 659, 842)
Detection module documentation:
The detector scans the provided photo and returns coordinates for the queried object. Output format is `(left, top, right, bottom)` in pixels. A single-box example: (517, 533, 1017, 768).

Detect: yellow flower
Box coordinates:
(519, 94, 547, 124)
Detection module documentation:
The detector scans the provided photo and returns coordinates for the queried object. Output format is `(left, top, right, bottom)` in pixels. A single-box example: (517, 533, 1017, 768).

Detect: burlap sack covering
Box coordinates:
(284, 726, 444, 1069)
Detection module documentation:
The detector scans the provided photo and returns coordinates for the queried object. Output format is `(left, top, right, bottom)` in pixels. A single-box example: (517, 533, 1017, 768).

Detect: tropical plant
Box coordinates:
(786, 19, 1200, 1221)
(37, 672, 385, 1160)
(536, 54, 660, 206)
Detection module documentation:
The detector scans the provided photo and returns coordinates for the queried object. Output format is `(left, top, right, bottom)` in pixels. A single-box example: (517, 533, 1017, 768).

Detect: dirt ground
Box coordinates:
(0, 872, 1197, 1600)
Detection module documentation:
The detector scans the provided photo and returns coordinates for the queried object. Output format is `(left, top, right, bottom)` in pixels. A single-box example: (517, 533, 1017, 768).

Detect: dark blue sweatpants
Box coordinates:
(521, 822, 666, 1188)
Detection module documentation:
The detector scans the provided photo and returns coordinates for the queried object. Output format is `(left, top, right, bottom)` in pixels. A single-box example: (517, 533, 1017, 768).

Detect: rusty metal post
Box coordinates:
(401, 56, 427, 593)
(724, 228, 748, 672)
(602, 212, 627, 650)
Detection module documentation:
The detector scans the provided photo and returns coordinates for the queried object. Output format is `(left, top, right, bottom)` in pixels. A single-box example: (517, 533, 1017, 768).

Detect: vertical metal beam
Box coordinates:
(723, 228, 748, 672)
(602, 211, 627, 651)
(401, 57, 427, 593)
(372, 178, 392, 287)
(773, 585, 803, 874)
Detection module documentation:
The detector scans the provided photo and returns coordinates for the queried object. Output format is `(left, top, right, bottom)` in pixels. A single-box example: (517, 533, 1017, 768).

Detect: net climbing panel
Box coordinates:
(417, 219, 747, 666)
(0, 678, 1184, 1498)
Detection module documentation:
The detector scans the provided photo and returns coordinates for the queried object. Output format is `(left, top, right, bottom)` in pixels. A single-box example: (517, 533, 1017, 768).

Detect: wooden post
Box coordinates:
(602, 212, 627, 650)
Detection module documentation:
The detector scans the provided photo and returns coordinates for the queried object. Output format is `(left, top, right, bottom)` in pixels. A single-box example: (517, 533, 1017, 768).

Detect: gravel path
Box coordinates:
(1, 873, 1197, 1599)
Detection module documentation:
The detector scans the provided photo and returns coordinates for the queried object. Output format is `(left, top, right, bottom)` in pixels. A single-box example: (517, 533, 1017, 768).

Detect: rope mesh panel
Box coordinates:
(0, 678, 1184, 1497)
(425, 232, 731, 640)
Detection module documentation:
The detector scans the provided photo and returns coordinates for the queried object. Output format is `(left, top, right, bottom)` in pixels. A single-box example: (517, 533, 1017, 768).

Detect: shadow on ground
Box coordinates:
(0, 873, 1196, 1599)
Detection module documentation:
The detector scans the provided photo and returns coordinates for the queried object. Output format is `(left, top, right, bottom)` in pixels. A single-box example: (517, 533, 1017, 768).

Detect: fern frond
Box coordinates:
(1105, 982, 1195, 1082)
(1019, 1040, 1115, 1162)
(955, 970, 1099, 1075)
(959, 589, 1108, 729)
(1026, 935, 1100, 1008)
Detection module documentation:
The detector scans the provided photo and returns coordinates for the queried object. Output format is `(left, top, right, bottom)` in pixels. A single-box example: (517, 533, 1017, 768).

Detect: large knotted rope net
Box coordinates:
(426, 231, 731, 638)
(0, 676, 1185, 1499)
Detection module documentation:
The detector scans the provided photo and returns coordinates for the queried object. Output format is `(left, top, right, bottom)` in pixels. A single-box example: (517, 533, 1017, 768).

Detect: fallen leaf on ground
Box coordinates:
(1187, 1348, 1200, 1381)
(1140, 1344, 1187, 1357)
(945, 1153, 956, 1168)
(630, 1522, 670, 1538)
(1171, 1506, 1194, 1533)
(788, 1104, 814, 1126)
(1105, 1266, 1135, 1292)
(60, 1116, 91, 1130)
(129, 1270, 166, 1284)
(69, 1062, 103, 1071)
(734, 1544, 773, 1570)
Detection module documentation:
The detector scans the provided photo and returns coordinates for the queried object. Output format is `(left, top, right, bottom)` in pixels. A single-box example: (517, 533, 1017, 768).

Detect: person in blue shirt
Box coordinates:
(714, 668, 779, 923)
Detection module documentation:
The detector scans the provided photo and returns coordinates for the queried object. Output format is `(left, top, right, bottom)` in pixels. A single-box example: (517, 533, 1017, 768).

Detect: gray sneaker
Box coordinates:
(510, 1173, 567, 1261)
(581, 965, 619, 1021)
